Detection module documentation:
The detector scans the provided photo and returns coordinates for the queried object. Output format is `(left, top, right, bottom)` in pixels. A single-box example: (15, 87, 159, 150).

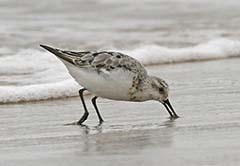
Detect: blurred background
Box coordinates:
(0, 0, 240, 103)
(1, 0, 240, 50)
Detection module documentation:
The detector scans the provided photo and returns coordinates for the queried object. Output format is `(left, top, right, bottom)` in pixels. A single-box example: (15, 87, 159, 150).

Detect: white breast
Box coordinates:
(62, 61, 134, 101)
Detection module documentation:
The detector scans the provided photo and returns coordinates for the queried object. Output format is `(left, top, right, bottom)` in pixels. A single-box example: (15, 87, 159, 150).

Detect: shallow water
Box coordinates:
(1, 58, 240, 166)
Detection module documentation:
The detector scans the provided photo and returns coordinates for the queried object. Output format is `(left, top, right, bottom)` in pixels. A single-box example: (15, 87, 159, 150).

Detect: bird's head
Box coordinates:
(149, 76, 179, 118)
(148, 76, 169, 102)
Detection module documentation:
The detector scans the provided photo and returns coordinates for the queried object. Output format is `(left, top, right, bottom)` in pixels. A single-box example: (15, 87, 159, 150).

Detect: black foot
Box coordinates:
(64, 121, 80, 126)
(64, 112, 89, 126)
(77, 112, 89, 125)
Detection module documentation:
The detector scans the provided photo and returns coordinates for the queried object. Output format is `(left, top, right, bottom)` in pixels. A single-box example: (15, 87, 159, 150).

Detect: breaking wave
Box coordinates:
(1, 38, 240, 103)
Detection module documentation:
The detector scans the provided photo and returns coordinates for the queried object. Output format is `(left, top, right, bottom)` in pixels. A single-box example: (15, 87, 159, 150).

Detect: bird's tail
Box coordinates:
(40, 44, 76, 65)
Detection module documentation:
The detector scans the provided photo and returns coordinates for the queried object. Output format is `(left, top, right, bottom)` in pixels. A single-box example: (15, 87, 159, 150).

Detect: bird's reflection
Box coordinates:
(161, 117, 177, 128)
(79, 124, 90, 134)
(73, 118, 178, 155)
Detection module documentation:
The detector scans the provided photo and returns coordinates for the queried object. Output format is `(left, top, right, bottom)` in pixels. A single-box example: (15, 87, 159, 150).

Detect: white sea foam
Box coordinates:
(0, 80, 79, 103)
(0, 38, 240, 103)
(0, 50, 80, 103)
(125, 38, 240, 65)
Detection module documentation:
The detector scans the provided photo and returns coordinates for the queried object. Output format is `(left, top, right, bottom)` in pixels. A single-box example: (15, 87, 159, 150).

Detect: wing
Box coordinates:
(40, 45, 147, 79)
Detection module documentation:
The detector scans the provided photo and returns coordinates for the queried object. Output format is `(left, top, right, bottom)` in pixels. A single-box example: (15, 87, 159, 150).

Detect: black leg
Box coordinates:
(77, 88, 89, 125)
(91, 96, 104, 124)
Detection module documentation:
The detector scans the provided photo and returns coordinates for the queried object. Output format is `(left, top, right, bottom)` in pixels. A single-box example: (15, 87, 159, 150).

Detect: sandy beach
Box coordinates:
(1, 58, 240, 166)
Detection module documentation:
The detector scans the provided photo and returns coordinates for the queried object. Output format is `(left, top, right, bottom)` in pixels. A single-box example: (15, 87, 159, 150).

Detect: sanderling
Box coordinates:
(40, 45, 179, 125)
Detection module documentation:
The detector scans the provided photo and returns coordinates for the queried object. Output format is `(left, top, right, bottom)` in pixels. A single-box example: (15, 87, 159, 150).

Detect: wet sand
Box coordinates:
(1, 58, 240, 166)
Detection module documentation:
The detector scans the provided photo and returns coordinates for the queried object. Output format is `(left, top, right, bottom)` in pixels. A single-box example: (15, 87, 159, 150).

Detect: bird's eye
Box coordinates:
(159, 87, 164, 92)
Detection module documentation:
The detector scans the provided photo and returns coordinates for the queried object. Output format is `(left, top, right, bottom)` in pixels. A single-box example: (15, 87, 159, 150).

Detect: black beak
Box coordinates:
(163, 99, 179, 118)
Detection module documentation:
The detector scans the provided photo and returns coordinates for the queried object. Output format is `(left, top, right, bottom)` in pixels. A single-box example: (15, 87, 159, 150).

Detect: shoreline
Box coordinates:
(1, 56, 240, 105)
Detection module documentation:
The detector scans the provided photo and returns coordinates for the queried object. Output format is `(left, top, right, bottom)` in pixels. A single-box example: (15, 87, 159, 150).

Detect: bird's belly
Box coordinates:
(64, 63, 133, 101)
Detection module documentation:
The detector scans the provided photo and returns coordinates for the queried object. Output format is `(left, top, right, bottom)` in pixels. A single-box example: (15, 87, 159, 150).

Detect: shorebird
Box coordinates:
(40, 45, 179, 125)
